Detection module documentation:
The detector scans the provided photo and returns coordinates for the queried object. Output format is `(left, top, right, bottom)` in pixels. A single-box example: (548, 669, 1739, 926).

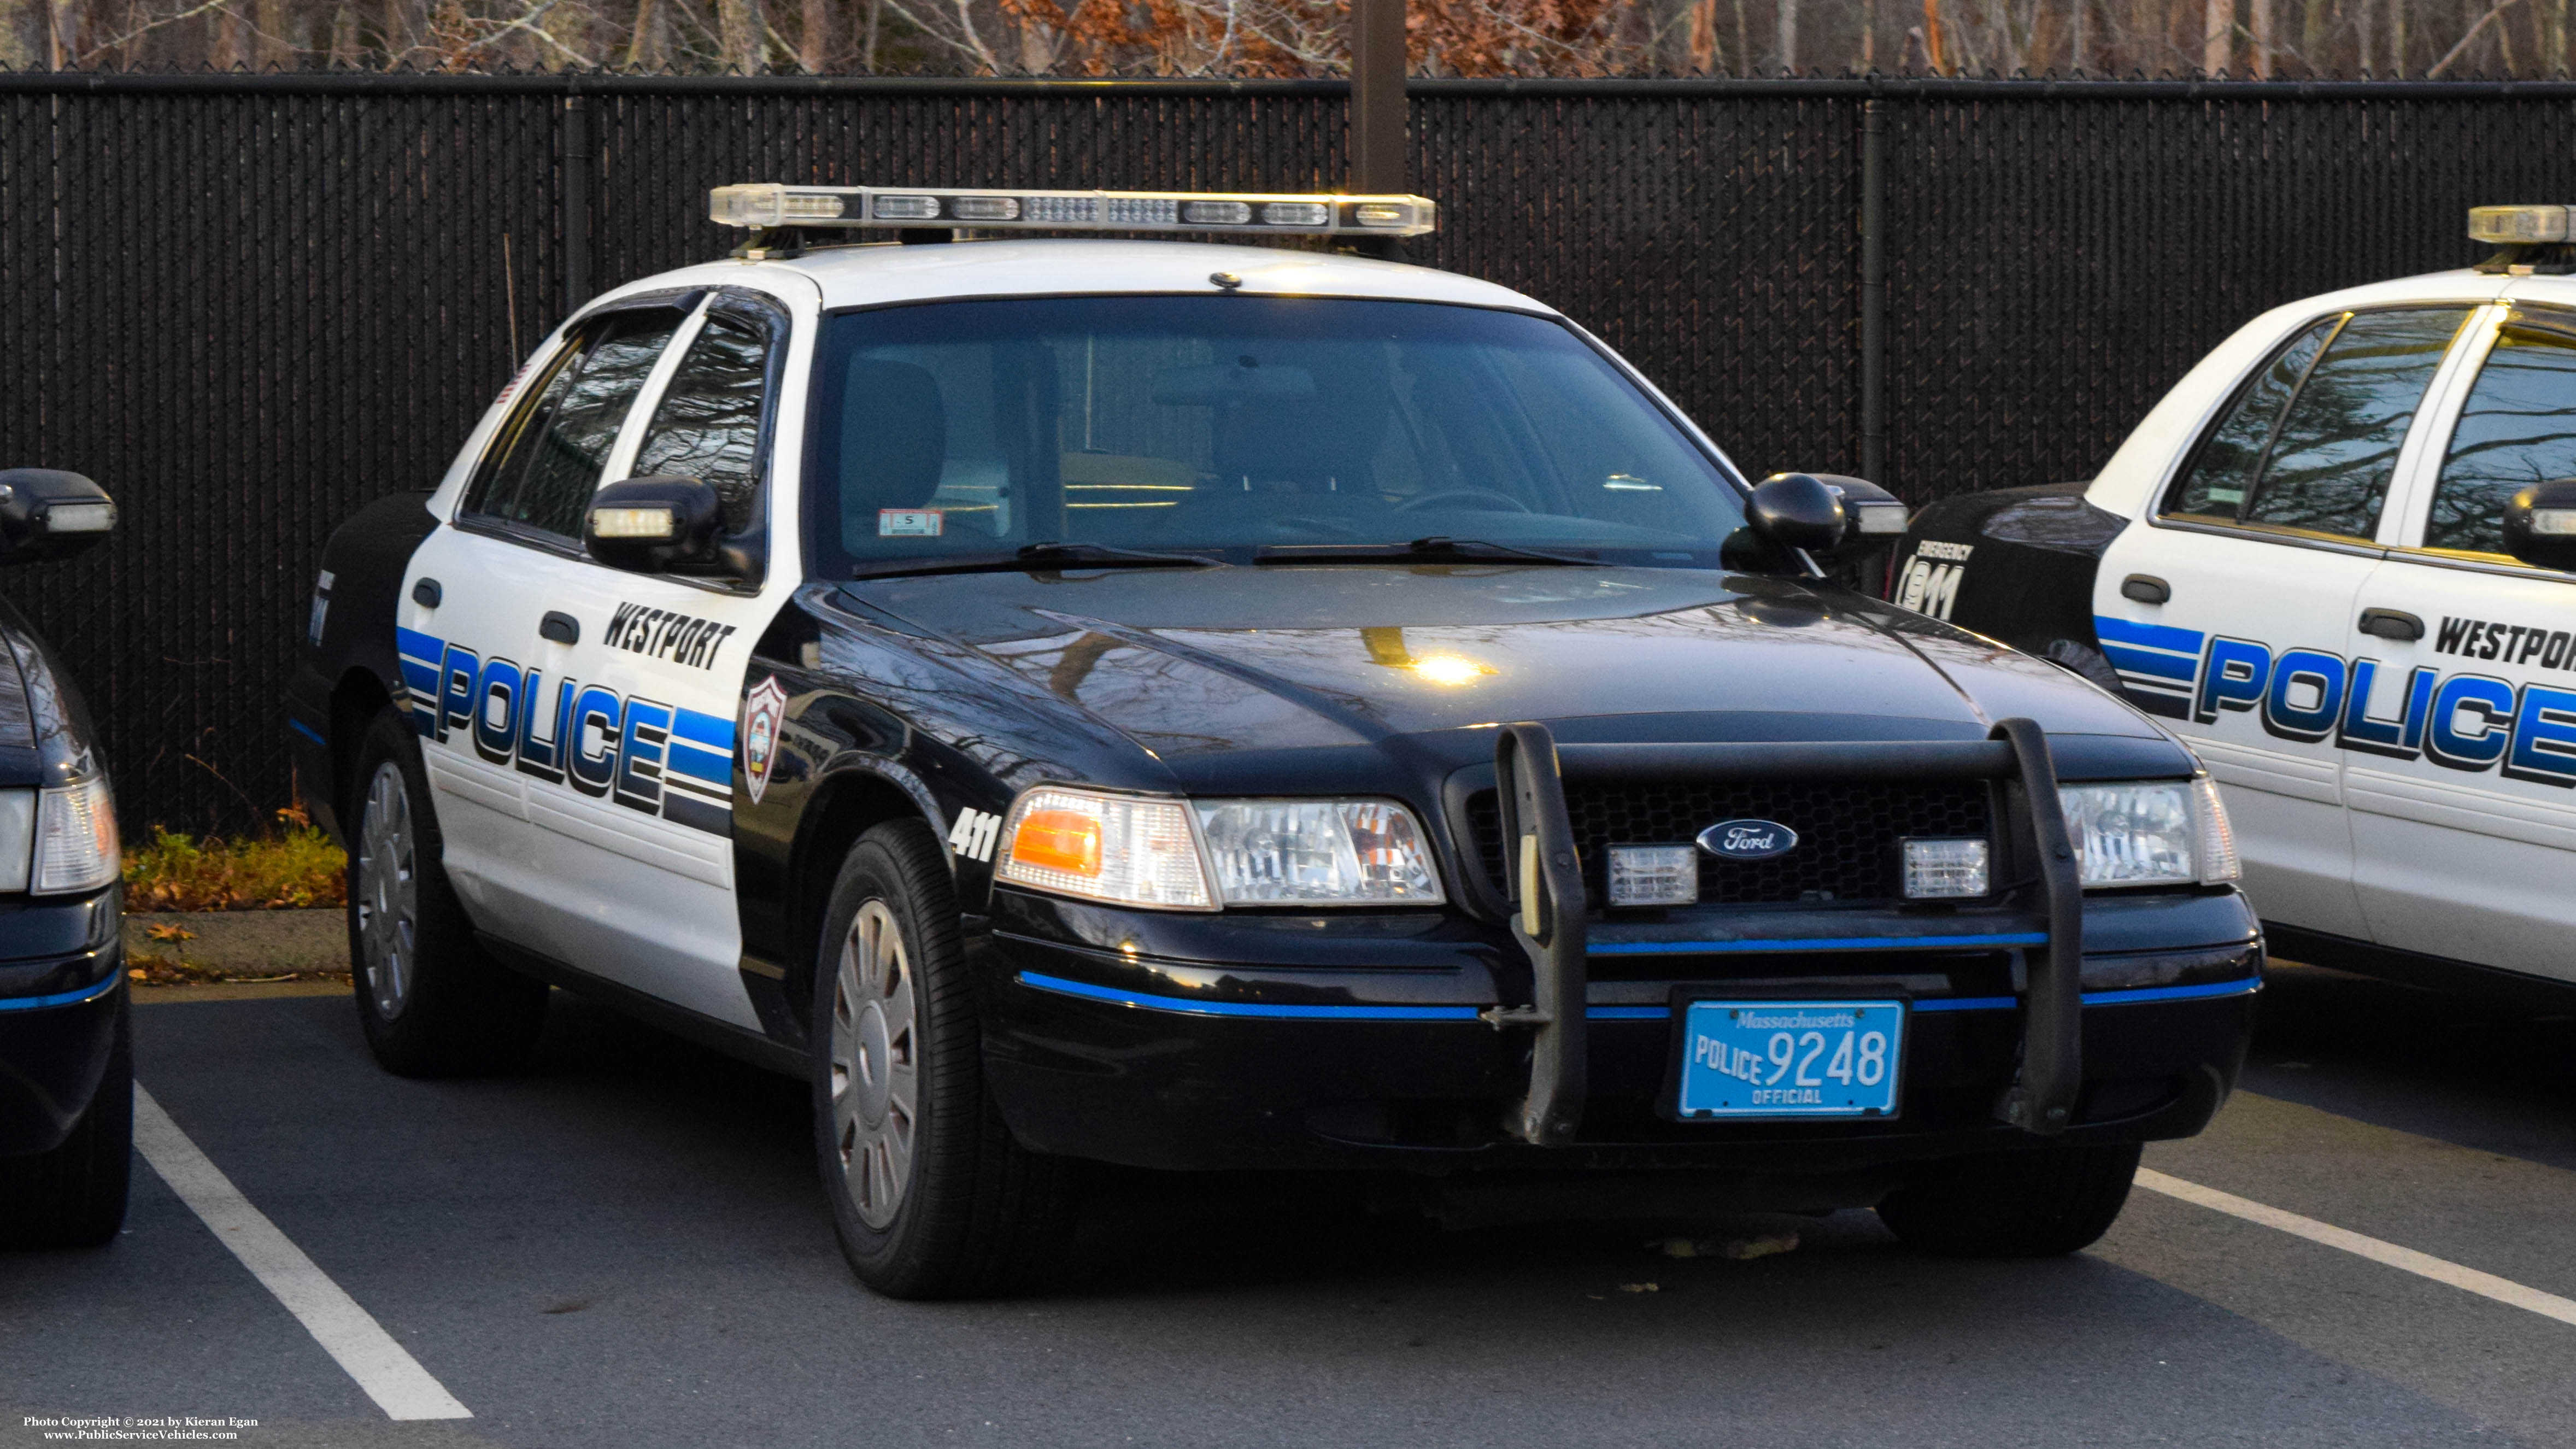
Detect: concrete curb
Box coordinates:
(125, 908, 347, 977)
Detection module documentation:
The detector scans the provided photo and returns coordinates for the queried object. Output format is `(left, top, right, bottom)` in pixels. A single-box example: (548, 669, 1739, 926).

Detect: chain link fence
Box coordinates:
(0, 74, 2563, 830)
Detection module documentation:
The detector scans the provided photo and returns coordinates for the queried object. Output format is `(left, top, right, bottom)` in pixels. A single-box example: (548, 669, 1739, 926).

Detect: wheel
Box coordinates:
(0, 990, 131, 1249)
(811, 819, 1078, 1299)
(347, 709, 547, 1077)
(1876, 1140, 2142, 1258)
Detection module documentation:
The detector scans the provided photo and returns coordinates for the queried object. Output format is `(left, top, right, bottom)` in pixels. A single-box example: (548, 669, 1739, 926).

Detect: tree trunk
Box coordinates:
(799, 0, 828, 71)
(1688, 0, 1719, 69)
(2202, 0, 2229, 70)
(210, 1, 248, 68)
(2389, 0, 2404, 73)
(1921, 0, 1946, 69)
(0, 0, 34, 68)
(2248, 0, 2270, 72)
(625, 0, 667, 68)
(377, 0, 413, 67)
(719, 0, 763, 72)
(2552, 0, 2567, 74)
(1775, 0, 1797, 69)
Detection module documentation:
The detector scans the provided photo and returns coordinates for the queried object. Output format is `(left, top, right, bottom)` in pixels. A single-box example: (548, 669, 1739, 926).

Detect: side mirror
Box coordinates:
(1809, 473, 1910, 544)
(0, 470, 115, 566)
(2503, 479, 2576, 572)
(584, 476, 727, 576)
(1746, 472, 1849, 553)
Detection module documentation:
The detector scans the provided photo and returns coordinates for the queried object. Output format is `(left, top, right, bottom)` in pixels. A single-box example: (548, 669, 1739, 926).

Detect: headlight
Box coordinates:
(993, 787, 1445, 910)
(1193, 800, 1443, 906)
(33, 776, 118, 895)
(2059, 776, 2237, 889)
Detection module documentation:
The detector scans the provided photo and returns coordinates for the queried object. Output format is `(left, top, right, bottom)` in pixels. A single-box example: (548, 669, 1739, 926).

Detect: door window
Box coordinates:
(2425, 321, 2576, 556)
(466, 308, 686, 539)
(2167, 308, 2470, 542)
(630, 311, 774, 536)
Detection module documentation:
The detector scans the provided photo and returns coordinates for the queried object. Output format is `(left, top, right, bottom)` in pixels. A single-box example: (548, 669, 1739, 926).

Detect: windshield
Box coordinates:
(802, 296, 1751, 572)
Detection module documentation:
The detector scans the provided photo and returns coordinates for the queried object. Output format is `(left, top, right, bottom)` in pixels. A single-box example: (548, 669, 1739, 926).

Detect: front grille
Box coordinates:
(1465, 778, 1993, 907)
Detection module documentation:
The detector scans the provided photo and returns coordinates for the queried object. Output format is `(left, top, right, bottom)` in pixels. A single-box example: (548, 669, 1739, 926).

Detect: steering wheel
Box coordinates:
(1395, 489, 1532, 514)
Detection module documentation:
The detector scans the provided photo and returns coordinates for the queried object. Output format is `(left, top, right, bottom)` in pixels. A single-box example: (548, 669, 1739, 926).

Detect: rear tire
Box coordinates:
(811, 819, 1078, 1299)
(348, 709, 547, 1077)
(1876, 1140, 2141, 1257)
(0, 991, 132, 1249)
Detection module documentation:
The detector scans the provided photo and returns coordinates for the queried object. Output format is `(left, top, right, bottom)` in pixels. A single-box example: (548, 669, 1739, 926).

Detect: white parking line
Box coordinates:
(132, 1085, 473, 1421)
(2135, 1167, 2576, 1329)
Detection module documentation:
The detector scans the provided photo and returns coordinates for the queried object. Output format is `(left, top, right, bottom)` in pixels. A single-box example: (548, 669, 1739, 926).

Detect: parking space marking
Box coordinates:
(132, 1084, 474, 1421)
(2136, 1168, 2576, 1328)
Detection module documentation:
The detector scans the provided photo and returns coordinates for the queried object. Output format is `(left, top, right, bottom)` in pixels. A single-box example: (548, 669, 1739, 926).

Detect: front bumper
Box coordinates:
(0, 888, 126, 1156)
(977, 887, 2260, 1174)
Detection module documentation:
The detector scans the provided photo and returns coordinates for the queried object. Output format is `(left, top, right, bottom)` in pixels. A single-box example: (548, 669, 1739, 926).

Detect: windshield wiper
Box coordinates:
(1253, 536, 1601, 567)
(851, 541, 1225, 581)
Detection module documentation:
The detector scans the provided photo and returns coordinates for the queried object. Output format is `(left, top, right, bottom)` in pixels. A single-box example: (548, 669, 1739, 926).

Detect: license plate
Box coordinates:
(1676, 999, 1906, 1119)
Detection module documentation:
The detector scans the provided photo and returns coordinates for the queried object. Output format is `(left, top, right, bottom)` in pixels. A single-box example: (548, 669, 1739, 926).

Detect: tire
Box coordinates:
(1876, 1140, 2143, 1258)
(811, 819, 1078, 1299)
(0, 991, 132, 1249)
(347, 709, 547, 1077)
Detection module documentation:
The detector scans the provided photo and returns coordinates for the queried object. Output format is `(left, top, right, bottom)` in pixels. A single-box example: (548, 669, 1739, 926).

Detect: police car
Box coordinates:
(290, 184, 2260, 1298)
(0, 470, 129, 1248)
(1893, 205, 2576, 1004)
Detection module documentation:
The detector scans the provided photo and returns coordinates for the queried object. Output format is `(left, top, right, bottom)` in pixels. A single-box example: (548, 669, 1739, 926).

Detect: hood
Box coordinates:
(845, 564, 2162, 777)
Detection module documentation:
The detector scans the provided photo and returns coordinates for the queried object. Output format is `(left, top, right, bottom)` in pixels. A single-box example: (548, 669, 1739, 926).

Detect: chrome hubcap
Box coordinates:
(355, 761, 419, 1021)
(829, 900, 918, 1229)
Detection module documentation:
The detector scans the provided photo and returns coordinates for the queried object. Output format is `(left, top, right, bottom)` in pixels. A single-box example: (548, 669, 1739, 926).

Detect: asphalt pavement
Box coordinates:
(6, 959, 2574, 1448)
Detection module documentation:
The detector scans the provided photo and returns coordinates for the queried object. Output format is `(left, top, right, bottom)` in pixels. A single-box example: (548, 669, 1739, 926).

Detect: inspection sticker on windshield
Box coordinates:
(879, 508, 944, 537)
(1677, 1000, 1905, 1119)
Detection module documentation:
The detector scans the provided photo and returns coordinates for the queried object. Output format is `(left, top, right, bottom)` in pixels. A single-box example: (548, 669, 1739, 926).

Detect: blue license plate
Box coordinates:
(1676, 999, 1906, 1119)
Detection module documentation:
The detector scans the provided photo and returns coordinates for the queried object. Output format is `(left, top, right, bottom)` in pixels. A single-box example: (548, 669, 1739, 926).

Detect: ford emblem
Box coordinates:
(1698, 818, 1798, 861)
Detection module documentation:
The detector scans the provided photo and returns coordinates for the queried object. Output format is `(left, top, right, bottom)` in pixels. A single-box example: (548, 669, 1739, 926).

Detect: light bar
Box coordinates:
(2471, 204, 2575, 245)
(711, 183, 1438, 238)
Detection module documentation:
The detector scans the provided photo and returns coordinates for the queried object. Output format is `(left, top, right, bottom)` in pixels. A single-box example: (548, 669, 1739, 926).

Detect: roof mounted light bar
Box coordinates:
(709, 183, 1438, 238)
(2471, 205, 2576, 275)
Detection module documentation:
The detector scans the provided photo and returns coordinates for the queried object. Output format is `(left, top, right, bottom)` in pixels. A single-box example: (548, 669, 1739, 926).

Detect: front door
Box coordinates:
(2093, 305, 2475, 938)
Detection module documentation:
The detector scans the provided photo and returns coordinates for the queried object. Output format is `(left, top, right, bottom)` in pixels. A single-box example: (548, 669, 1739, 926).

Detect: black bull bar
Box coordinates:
(1489, 718, 2084, 1147)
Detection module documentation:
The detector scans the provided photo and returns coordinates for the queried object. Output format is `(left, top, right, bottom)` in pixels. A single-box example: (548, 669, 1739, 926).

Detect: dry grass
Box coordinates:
(122, 806, 347, 912)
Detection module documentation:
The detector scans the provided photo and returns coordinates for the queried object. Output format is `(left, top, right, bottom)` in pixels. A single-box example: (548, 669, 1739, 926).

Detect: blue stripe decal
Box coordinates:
(1017, 971, 1484, 1021)
(665, 741, 732, 785)
(670, 708, 736, 750)
(2093, 615, 2206, 654)
(288, 719, 327, 747)
(0, 971, 121, 1012)
(1587, 1005, 1673, 1020)
(2100, 643, 2198, 681)
(1911, 995, 2018, 1012)
(1591, 932, 2047, 956)
(1912, 978, 2263, 1013)
(395, 626, 444, 661)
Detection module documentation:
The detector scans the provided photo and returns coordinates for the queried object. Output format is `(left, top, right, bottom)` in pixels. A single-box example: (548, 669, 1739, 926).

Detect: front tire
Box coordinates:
(348, 709, 547, 1077)
(811, 820, 1077, 1299)
(0, 992, 132, 1249)
(1876, 1140, 2142, 1258)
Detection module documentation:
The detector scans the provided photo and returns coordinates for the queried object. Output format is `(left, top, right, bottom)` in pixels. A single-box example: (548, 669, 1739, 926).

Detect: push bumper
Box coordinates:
(0, 889, 126, 1156)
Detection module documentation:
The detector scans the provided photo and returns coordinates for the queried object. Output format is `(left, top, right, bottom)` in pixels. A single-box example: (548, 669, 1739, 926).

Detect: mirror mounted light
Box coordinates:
(1746, 472, 1850, 554)
(0, 470, 115, 567)
(584, 476, 734, 576)
(2503, 478, 2576, 572)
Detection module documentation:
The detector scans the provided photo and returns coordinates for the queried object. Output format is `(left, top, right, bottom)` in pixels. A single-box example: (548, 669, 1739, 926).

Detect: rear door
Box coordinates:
(2344, 301, 2576, 980)
(2091, 306, 2475, 938)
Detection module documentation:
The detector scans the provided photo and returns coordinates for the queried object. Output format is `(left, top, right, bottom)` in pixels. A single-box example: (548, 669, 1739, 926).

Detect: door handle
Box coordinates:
(2359, 607, 2425, 642)
(2120, 573, 2170, 605)
(539, 611, 580, 645)
(412, 577, 442, 608)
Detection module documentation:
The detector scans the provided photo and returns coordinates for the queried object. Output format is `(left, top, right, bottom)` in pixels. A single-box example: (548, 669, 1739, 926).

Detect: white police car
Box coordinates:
(291, 184, 2262, 1298)
(1896, 205, 2576, 1000)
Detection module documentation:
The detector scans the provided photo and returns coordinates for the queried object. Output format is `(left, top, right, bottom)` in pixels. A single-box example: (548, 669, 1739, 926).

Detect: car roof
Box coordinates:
(603, 237, 1557, 316)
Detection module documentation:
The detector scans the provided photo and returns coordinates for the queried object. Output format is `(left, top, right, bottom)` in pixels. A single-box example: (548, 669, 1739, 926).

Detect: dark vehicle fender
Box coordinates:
(289, 492, 440, 845)
(1889, 483, 2126, 693)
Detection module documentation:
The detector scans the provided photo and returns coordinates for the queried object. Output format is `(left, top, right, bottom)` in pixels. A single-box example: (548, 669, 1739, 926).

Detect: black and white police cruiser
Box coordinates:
(292, 183, 2261, 1298)
(1896, 205, 2576, 1004)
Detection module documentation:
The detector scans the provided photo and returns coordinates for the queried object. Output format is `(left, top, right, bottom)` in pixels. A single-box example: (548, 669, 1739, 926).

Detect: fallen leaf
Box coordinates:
(1718, 1231, 1800, 1261)
(144, 923, 197, 942)
(1618, 1282, 1659, 1293)
(1653, 1236, 1700, 1258)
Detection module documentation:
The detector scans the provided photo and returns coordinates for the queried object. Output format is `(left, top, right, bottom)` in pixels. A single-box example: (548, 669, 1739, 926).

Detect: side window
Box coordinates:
(2425, 321, 2576, 556)
(630, 310, 776, 537)
(2166, 308, 2469, 542)
(466, 307, 685, 539)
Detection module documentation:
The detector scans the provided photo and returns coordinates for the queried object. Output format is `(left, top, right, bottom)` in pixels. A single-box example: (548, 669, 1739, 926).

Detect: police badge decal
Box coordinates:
(741, 675, 788, 805)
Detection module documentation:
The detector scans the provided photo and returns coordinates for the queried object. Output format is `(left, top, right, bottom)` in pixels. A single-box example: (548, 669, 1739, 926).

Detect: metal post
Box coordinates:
(1349, 0, 1407, 195)
(563, 91, 592, 315)
(1858, 96, 1886, 487)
